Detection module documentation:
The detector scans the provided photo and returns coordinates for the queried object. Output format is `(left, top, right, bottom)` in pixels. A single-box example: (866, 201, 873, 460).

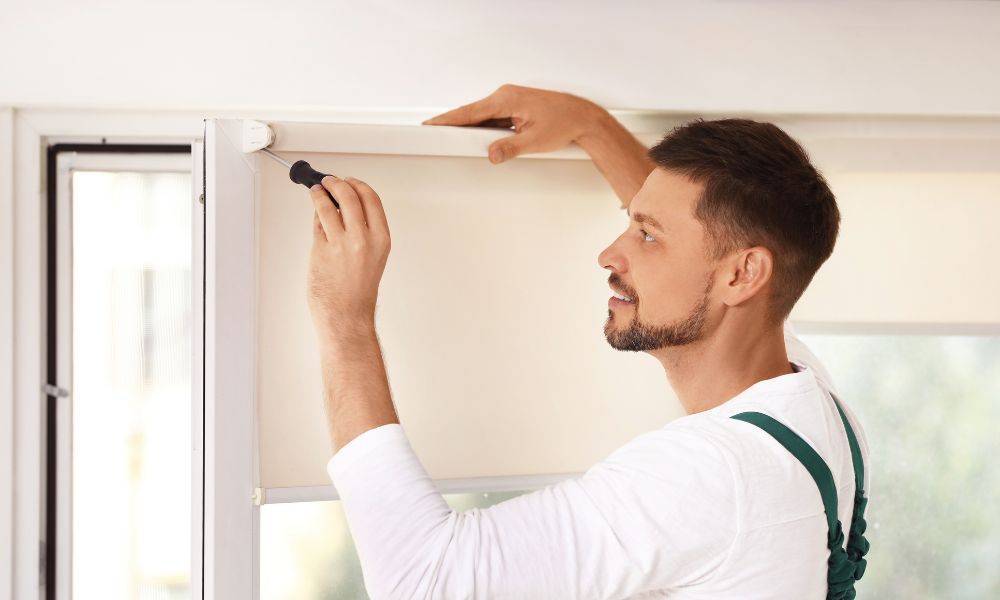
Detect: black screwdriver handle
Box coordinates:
(289, 160, 340, 209)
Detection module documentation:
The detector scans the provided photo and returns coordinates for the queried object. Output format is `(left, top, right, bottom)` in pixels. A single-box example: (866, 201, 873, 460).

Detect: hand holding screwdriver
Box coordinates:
(261, 148, 341, 209)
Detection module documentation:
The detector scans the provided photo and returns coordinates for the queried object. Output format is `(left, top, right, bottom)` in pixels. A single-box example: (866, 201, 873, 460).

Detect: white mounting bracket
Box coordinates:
(241, 120, 275, 153)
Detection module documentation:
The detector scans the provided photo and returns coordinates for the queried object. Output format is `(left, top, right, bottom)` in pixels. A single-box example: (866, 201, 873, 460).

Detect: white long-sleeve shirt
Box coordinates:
(326, 323, 872, 599)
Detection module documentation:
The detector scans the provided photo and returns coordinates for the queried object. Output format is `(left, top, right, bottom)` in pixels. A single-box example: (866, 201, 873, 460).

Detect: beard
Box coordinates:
(603, 275, 713, 352)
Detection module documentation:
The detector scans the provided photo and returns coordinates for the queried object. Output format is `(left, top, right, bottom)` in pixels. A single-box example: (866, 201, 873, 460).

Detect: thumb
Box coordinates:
(488, 132, 535, 164)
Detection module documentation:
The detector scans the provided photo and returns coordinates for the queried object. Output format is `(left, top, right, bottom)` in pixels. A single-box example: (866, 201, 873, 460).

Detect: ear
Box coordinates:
(720, 246, 774, 308)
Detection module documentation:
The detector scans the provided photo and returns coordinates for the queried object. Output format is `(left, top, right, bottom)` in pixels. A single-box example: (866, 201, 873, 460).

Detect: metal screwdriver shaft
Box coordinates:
(261, 147, 291, 168)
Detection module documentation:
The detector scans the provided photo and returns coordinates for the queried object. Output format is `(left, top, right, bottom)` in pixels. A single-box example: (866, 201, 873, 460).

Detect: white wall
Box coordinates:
(1, 1, 999, 116)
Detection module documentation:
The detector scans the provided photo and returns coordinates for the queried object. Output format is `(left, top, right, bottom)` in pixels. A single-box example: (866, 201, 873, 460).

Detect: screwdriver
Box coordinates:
(261, 148, 340, 209)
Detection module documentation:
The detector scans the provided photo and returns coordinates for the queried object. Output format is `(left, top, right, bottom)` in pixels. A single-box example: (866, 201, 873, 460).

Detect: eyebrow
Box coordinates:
(626, 206, 665, 232)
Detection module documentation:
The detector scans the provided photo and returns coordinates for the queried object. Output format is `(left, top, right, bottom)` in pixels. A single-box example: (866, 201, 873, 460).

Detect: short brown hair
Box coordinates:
(647, 118, 840, 325)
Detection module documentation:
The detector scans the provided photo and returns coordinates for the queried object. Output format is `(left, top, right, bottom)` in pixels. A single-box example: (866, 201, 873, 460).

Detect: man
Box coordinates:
(305, 84, 871, 599)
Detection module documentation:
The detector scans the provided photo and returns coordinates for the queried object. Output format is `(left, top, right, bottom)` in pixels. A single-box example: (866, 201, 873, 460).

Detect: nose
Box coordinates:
(597, 237, 627, 274)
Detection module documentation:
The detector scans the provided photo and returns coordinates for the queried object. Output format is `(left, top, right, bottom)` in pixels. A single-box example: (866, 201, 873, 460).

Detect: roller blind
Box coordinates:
(249, 120, 1000, 493)
(256, 135, 679, 491)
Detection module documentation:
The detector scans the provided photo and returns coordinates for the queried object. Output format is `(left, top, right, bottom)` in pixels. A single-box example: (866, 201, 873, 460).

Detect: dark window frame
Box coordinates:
(44, 143, 192, 600)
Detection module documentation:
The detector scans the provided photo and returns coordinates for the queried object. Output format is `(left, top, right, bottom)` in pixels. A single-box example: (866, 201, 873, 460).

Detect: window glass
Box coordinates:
(72, 170, 192, 599)
(260, 490, 526, 599)
(800, 334, 1000, 599)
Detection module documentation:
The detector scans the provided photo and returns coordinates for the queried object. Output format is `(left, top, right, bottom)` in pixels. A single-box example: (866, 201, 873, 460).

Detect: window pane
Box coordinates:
(71, 170, 192, 599)
(260, 490, 526, 599)
(800, 334, 1000, 599)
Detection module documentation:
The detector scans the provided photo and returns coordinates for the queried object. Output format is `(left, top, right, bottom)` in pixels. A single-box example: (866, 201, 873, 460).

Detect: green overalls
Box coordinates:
(730, 395, 870, 600)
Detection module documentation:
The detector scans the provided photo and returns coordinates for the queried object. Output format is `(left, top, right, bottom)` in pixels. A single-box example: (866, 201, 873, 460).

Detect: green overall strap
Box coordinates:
(830, 394, 865, 496)
(730, 412, 840, 533)
(829, 394, 871, 583)
(730, 408, 869, 599)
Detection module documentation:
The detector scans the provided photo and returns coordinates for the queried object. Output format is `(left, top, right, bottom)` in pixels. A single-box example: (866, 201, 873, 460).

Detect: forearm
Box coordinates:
(317, 322, 400, 453)
(576, 109, 657, 208)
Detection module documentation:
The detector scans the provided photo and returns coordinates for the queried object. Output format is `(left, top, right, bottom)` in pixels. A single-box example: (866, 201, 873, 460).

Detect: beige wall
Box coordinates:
(795, 172, 1000, 324)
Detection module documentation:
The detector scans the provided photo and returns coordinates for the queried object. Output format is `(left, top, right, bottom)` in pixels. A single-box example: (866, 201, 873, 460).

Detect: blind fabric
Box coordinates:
(256, 151, 678, 490)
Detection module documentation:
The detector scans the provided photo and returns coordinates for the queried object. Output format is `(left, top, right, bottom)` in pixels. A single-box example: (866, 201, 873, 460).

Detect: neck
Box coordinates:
(652, 312, 794, 414)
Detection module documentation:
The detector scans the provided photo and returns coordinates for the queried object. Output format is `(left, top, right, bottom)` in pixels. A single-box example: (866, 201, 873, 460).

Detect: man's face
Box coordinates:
(598, 168, 717, 352)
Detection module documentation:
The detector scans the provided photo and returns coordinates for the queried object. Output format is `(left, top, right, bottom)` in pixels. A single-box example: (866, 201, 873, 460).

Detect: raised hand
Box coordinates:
(423, 83, 608, 164)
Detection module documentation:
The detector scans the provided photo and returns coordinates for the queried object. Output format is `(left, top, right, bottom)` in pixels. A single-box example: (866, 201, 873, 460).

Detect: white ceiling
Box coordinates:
(1, 0, 998, 115)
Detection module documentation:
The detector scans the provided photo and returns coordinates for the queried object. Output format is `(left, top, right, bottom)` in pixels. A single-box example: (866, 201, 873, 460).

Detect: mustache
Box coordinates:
(607, 274, 637, 300)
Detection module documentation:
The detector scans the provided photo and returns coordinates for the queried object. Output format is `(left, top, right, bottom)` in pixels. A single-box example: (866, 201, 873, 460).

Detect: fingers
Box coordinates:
(487, 128, 540, 164)
(310, 182, 342, 239)
(345, 177, 390, 242)
(320, 175, 368, 233)
(313, 211, 325, 242)
(422, 92, 505, 126)
(312, 175, 389, 245)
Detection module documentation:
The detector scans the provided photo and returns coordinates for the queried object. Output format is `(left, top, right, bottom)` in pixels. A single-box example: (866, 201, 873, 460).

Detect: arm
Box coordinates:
(576, 109, 657, 208)
(307, 175, 399, 452)
(316, 321, 398, 453)
(328, 422, 738, 599)
(424, 83, 656, 208)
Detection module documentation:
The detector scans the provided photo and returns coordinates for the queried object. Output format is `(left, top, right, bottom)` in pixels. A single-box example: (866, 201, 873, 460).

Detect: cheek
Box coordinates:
(638, 259, 709, 317)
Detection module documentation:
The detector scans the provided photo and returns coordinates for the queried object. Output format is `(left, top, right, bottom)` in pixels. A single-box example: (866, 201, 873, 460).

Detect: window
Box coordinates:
(799, 333, 1000, 599)
(51, 149, 193, 599)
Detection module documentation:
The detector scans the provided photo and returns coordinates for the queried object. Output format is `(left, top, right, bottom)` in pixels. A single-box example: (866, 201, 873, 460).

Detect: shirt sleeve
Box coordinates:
(327, 422, 739, 600)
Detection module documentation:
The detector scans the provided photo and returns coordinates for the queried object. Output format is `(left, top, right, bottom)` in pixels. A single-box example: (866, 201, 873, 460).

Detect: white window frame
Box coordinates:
(201, 119, 258, 600)
(8, 111, 205, 600)
(5, 108, 1000, 600)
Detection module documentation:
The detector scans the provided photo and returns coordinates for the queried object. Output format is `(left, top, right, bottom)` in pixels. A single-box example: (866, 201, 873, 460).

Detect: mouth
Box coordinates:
(609, 287, 635, 307)
(610, 286, 634, 303)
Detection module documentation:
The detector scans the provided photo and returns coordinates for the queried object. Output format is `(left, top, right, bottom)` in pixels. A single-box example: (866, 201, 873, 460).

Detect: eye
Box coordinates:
(640, 229, 655, 243)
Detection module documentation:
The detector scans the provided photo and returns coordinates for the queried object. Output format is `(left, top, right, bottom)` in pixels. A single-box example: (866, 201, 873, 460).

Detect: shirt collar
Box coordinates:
(700, 360, 820, 417)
